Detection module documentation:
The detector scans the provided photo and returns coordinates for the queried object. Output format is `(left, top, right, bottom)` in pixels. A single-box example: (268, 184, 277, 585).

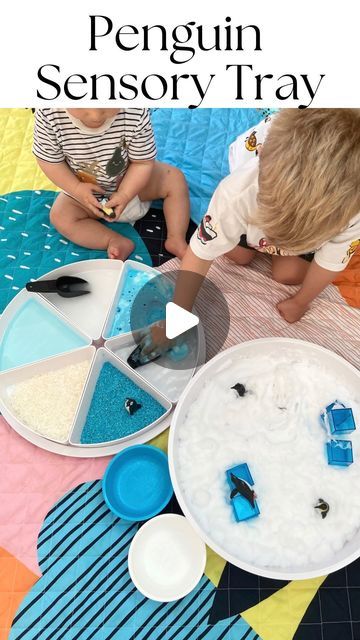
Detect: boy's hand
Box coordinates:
(106, 191, 130, 220)
(73, 182, 106, 217)
(277, 296, 309, 323)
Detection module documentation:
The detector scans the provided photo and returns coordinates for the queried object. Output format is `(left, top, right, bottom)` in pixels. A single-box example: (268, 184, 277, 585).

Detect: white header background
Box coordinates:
(0, 0, 358, 107)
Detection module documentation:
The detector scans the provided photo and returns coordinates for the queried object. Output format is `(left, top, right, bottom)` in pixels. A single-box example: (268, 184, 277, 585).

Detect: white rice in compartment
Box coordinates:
(7, 360, 91, 442)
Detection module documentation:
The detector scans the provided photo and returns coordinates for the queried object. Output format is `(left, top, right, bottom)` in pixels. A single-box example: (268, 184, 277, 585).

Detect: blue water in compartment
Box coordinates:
(0, 299, 87, 371)
(108, 267, 174, 337)
(80, 363, 166, 444)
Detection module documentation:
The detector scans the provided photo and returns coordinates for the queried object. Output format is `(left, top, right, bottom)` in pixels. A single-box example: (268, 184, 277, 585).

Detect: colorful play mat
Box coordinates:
(1, 108, 360, 640)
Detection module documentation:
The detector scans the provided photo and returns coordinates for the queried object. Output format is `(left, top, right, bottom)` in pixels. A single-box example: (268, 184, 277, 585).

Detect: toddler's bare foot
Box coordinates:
(107, 236, 134, 260)
(165, 237, 188, 259)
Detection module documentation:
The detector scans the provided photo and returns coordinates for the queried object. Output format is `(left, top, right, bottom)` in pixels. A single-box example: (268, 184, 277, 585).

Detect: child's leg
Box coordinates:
(138, 162, 189, 259)
(50, 193, 134, 260)
(271, 255, 310, 285)
(225, 245, 256, 265)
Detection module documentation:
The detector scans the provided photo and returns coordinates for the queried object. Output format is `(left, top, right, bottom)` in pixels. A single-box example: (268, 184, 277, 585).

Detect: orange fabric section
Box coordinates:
(334, 250, 360, 308)
(0, 547, 38, 640)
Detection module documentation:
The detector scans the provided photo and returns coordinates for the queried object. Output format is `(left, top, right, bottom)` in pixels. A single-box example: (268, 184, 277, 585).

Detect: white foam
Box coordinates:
(176, 354, 360, 570)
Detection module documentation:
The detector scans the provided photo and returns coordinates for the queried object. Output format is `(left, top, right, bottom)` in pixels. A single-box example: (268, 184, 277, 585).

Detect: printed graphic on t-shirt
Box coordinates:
(76, 140, 129, 185)
(342, 239, 360, 263)
(256, 238, 291, 256)
(197, 215, 218, 245)
(245, 130, 263, 156)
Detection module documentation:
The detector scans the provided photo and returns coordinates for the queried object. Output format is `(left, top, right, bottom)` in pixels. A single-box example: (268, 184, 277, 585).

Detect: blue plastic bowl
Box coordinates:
(102, 445, 173, 521)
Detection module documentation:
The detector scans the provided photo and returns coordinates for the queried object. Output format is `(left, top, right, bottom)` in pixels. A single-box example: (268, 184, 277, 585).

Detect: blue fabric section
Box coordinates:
(151, 108, 270, 223)
(10, 480, 258, 640)
(0, 190, 152, 313)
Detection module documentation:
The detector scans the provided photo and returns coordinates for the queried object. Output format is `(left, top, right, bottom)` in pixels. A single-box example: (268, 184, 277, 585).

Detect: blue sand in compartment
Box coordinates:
(326, 439, 353, 466)
(0, 299, 87, 371)
(226, 463, 260, 522)
(102, 445, 173, 520)
(80, 363, 166, 444)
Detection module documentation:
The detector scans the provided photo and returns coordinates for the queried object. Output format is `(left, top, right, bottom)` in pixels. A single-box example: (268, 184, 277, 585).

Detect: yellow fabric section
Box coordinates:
(242, 575, 326, 640)
(204, 546, 227, 587)
(0, 109, 58, 194)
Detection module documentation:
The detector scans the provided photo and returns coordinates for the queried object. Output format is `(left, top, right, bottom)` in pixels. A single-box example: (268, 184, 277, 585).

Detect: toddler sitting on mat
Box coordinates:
(175, 108, 360, 323)
(33, 108, 189, 260)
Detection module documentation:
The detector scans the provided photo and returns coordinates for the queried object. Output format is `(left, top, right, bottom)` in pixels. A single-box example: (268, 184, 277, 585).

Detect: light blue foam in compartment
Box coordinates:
(108, 267, 174, 337)
(108, 268, 156, 337)
(0, 298, 88, 371)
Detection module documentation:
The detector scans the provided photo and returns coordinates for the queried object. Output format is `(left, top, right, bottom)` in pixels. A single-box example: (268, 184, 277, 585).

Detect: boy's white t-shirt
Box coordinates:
(33, 108, 157, 193)
(190, 117, 360, 272)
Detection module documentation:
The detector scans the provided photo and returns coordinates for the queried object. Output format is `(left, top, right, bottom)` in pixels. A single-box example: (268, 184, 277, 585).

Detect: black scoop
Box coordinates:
(26, 276, 90, 298)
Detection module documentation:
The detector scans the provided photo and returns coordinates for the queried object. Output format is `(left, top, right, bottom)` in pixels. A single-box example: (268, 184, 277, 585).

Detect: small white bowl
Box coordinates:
(128, 514, 206, 601)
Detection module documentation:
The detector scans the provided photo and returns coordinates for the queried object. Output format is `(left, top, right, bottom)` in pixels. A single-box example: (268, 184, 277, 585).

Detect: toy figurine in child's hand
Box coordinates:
(73, 182, 106, 218)
(277, 296, 310, 323)
(106, 190, 131, 220)
(128, 321, 173, 369)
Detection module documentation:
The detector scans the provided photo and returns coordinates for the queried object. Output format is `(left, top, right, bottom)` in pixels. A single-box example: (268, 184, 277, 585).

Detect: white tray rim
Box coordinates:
(168, 337, 360, 581)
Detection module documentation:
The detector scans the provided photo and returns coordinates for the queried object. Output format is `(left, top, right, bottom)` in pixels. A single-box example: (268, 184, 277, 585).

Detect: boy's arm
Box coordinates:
(173, 246, 213, 311)
(277, 261, 336, 323)
(36, 159, 105, 217)
(106, 160, 154, 217)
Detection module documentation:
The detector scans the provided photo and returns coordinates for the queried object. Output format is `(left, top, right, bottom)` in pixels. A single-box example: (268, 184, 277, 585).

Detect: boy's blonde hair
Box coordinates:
(256, 109, 360, 253)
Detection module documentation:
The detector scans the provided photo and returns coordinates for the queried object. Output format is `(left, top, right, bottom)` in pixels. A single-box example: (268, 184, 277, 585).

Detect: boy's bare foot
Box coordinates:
(165, 237, 188, 259)
(107, 236, 135, 260)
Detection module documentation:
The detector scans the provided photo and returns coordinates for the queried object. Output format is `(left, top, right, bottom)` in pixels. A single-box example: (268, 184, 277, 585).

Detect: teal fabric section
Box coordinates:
(0, 190, 152, 312)
(10, 480, 259, 640)
(151, 107, 272, 223)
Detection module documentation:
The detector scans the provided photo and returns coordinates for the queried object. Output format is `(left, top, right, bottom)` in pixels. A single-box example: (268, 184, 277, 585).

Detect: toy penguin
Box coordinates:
(230, 473, 256, 508)
(124, 398, 142, 415)
(100, 197, 116, 219)
(231, 383, 246, 397)
(314, 498, 330, 519)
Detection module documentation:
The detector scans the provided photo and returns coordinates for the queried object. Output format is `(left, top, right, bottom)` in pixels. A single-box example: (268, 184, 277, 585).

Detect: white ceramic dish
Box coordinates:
(0, 259, 205, 457)
(128, 514, 206, 601)
(169, 338, 360, 581)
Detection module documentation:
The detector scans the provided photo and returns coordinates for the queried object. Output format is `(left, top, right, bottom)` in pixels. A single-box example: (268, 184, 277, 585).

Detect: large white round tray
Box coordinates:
(0, 259, 205, 457)
(169, 338, 360, 581)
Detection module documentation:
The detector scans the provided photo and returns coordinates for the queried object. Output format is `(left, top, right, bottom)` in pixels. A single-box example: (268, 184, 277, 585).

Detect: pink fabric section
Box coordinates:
(160, 255, 360, 368)
(0, 419, 108, 574)
(0, 253, 359, 575)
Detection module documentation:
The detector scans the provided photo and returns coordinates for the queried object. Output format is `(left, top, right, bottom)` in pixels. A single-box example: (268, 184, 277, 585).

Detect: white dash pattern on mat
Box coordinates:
(59, 239, 68, 244)
(42, 223, 50, 229)
(0, 197, 8, 202)
(135, 255, 144, 261)
(54, 258, 61, 263)
(8, 217, 16, 221)
(23, 251, 31, 256)
(12, 209, 23, 215)
(21, 232, 29, 237)
(44, 245, 51, 250)
(44, 204, 51, 209)
(4, 275, 13, 280)
(71, 252, 79, 256)
(20, 265, 30, 270)
(7, 255, 16, 260)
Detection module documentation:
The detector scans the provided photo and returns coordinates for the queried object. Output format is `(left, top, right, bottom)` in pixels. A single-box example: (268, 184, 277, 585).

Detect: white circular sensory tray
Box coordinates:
(169, 338, 360, 580)
(0, 259, 205, 457)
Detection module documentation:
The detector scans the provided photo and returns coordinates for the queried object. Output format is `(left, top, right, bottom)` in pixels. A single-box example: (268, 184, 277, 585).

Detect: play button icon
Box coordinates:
(129, 268, 230, 371)
(165, 302, 199, 340)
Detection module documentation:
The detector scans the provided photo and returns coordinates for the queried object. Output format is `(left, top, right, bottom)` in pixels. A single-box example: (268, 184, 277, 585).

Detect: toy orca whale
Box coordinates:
(229, 473, 256, 507)
(124, 398, 142, 415)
